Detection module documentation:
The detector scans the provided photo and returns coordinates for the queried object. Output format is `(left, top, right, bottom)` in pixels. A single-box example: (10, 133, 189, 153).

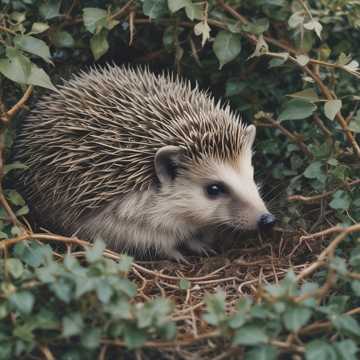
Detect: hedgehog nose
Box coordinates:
(258, 213, 276, 232)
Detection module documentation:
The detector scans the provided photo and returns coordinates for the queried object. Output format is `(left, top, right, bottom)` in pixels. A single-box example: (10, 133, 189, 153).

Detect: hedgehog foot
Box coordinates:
(168, 249, 191, 265)
(186, 240, 217, 257)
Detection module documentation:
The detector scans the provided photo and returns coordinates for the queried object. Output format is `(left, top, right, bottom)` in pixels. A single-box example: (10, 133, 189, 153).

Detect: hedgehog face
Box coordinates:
(154, 125, 275, 234)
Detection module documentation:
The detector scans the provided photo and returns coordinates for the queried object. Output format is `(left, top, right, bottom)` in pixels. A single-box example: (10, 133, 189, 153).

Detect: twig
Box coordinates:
(297, 223, 360, 281)
(1, 85, 33, 123)
(254, 112, 313, 158)
(288, 179, 360, 203)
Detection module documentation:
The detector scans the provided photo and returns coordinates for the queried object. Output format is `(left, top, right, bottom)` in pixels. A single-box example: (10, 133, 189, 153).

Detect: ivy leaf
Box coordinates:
(324, 100, 342, 120)
(306, 340, 338, 360)
(39, 0, 61, 19)
(62, 313, 84, 337)
(14, 35, 52, 63)
(142, 0, 168, 19)
(86, 239, 106, 263)
(329, 190, 351, 210)
(0, 53, 31, 84)
(30, 22, 50, 34)
(278, 99, 316, 122)
(27, 62, 57, 91)
(245, 345, 278, 360)
(332, 314, 360, 337)
(304, 19, 323, 39)
(283, 306, 312, 332)
(9, 291, 35, 314)
(167, 0, 188, 13)
(81, 328, 101, 349)
(51, 31, 75, 48)
(83, 8, 108, 33)
(6, 258, 24, 279)
(303, 161, 326, 183)
(288, 88, 319, 102)
(348, 111, 360, 133)
(334, 339, 358, 360)
(213, 31, 241, 69)
(124, 325, 147, 349)
(185, 2, 202, 20)
(179, 278, 191, 290)
(233, 325, 268, 345)
(288, 11, 304, 28)
(90, 29, 109, 60)
(242, 18, 269, 35)
(194, 21, 211, 47)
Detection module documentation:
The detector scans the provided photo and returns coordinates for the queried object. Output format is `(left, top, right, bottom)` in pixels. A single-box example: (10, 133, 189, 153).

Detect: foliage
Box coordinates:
(0, 0, 360, 358)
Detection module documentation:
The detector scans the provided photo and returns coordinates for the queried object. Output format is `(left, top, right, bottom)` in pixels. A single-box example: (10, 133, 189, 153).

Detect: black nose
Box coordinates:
(258, 213, 276, 232)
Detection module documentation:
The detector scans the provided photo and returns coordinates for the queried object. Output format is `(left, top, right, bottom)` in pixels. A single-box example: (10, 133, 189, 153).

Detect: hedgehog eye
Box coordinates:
(205, 182, 227, 199)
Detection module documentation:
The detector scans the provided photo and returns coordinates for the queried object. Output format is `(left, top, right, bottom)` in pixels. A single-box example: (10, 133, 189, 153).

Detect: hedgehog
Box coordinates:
(13, 65, 275, 261)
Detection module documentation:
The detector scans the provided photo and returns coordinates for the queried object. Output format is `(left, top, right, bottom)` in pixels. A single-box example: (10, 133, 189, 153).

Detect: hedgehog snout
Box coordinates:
(257, 213, 276, 232)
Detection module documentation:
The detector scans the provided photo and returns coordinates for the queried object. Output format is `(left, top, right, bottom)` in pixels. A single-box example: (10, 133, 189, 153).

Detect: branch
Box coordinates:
(254, 112, 313, 158)
(288, 179, 360, 204)
(1, 85, 33, 124)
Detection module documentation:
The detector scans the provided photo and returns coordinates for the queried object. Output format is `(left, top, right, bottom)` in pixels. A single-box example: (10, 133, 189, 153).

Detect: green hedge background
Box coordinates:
(0, 0, 360, 359)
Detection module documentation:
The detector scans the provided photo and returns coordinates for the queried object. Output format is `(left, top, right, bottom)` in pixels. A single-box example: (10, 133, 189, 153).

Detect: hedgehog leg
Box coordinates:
(186, 239, 217, 257)
(167, 248, 191, 265)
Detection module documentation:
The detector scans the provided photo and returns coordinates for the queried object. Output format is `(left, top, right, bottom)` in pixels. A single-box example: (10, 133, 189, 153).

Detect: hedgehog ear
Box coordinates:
(155, 146, 183, 184)
(245, 125, 256, 148)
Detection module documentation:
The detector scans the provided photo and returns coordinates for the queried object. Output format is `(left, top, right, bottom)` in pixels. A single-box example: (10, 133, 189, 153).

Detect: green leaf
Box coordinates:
(242, 18, 269, 35)
(332, 314, 360, 337)
(278, 99, 316, 121)
(81, 328, 101, 349)
(303, 161, 325, 182)
(306, 340, 338, 360)
(283, 306, 312, 332)
(329, 257, 347, 275)
(86, 239, 106, 262)
(213, 31, 241, 69)
(6, 190, 25, 206)
(168, 0, 188, 13)
(324, 100, 342, 120)
(124, 325, 147, 349)
(39, 0, 61, 19)
(245, 345, 278, 360)
(4, 161, 28, 175)
(179, 278, 191, 290)
(27, 62, 57, 91)
(348, 111, 360, 133)
(329, 190, 351, 210)
(0, 53, 31, 84)
(143, 0, 168, 19)
(51, 31, 75, 48)
(9, 291, 35, 314)
(225, 80, 247, 97)
(14, 35, 51, 63)
(118, 254, 133, 273)
(62, 313, 84, 337)
(6, 258, 24, 279)
(185, 2, 202, 20)
(288, 88, 319, 102)
(334, 339, 358, 360)
(83, 8, 108, 33)
(30, 22, 50, 34)
(351, 281, 360, 296)
(90, 29, 109, 60)
(233, 325, 268, 345)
